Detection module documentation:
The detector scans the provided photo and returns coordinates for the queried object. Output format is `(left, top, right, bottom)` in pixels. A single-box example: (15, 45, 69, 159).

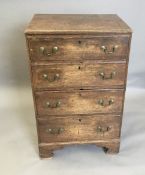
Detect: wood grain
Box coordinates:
(28, 35, 130, 61)
(25, 14, 132, 34)
(32, 62, 126, 90)
(35, 90, 124, 116)
(37, 115, 121, 143)
(39, 139, 120, 158)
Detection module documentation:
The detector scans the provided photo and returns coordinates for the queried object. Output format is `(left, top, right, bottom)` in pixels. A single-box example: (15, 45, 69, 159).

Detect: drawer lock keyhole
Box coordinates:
(79, 118, 82, 122)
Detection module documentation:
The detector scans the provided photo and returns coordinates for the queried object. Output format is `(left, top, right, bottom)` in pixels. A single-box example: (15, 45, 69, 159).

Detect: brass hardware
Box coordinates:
(55, 73, 60, 79)
(99, 71, 116, 80)
(42, 73, 60, 82)
(46, 101, 50, 107)
(40, 46, 49, 55)
(39, 46, 59, 56)
(96, 126, 111, 133)
(52, 46, 59, 53)
(39, 46, 44, 52)
(101, 45, 118, 54)
(98, 98, 114, 107)
(46, 127, 64, 134)
(42, 73, 48, 79)
(46, 101, 61, 108)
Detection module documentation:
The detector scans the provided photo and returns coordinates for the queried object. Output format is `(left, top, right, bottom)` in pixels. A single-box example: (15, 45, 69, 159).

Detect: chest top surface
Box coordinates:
(25, 14, 132, 35)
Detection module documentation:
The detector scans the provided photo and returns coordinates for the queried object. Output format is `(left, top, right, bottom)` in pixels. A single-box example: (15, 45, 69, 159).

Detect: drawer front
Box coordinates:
(28, 36, 129, 61)
(32, 63, 126, 90)
(38, 115, 121, 143)
(35, 90, 124, 115)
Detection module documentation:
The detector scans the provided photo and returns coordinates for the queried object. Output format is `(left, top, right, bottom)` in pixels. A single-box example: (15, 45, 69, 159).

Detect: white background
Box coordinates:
(0, 1, 145, 175)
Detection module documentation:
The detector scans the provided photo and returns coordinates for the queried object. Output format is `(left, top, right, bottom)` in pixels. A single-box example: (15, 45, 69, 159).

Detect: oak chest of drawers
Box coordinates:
(25, 14, 132, 158)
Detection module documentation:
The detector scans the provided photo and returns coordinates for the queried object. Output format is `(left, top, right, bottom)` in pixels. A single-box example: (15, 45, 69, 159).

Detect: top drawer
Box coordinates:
(28, 35, 130, 61)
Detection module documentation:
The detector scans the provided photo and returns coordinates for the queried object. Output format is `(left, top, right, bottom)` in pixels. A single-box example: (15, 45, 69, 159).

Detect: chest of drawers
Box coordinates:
(25, 14, 132, 158)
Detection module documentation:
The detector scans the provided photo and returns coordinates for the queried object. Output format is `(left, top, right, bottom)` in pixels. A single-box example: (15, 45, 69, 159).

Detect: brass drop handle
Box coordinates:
(46, 127, 64, 134)
(40, 46, 59, 56)
(99, 71, 116, 80)
(46, 101, 61, 108)
(98, 98, 114, 107)
(101, 45, 118, 54)
(42, 73, 60, 82)
(96, 126, 111, 133)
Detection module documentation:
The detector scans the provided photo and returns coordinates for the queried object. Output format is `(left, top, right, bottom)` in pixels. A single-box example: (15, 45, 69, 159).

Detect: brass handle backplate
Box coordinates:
(46, 101, 61, 108)
(98, 98, 114, 107)
(96, 126, 111, 133)
(99, 71, 116, 80)
(40, 46, 59, 56)
(42, 73, 60, 82)
(46, 127, 64, 134)
(101, 45, 118, 54)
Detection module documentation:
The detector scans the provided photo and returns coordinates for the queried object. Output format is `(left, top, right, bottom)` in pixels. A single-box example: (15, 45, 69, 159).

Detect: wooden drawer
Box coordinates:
(28, 35, 129, 61)
(38, 115, 121, 143)
(35, 90, 124, 116)
(32, 62, 126, 90)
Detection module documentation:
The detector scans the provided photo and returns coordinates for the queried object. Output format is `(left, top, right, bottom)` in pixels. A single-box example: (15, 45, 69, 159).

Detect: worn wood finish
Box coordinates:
(39, 139, 120, 158)
(32, 62, 126, 90)
(35, 90, 124, 116)
(28, 35, 129, 61)
(25, 14, 132, 34)
(37, 115, 121, 143)
(25, 14, 132, 158)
